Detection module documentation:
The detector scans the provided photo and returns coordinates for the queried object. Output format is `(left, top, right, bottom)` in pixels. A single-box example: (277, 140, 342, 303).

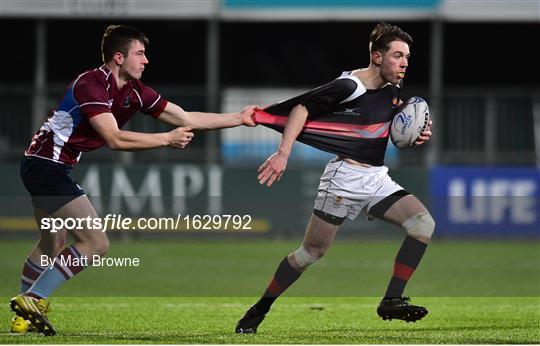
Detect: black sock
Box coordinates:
(384, 236, 428, 298)
(256, 256, 301, 313)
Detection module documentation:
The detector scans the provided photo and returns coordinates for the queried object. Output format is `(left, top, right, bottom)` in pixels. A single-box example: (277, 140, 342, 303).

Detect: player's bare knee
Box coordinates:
(402, 212, 435, 241)
(306, 242, 329, 259)
(88, 237, 110, 256)
(37, 237, 63, 258)
(96, 238, 110, 256)
(36, 242, 57, 258)
(293, 245, 319, 270)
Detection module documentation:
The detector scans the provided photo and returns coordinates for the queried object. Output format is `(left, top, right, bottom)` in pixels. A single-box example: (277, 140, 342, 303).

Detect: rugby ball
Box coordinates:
(390, 96, 430, 148)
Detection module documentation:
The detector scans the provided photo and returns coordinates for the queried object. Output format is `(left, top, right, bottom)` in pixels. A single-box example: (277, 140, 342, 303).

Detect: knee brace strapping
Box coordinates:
(402, 212, 435, 238)
(293, 246, 318, 268)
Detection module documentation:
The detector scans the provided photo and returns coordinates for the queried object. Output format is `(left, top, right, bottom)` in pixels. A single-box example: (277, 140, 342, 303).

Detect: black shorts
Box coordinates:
(20, 156, 85, 214)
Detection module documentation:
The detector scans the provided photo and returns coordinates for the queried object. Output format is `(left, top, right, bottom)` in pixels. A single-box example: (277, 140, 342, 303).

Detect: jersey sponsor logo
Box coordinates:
(335, 107, 363, 116)
(107, 99, 113, 108)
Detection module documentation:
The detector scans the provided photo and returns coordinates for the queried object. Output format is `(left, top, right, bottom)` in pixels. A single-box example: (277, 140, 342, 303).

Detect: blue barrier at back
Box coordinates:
(430, 166, 540, 236)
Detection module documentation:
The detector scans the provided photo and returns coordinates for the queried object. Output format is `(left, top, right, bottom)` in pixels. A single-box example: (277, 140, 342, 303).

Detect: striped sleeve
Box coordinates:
(137, 82, 168, 118)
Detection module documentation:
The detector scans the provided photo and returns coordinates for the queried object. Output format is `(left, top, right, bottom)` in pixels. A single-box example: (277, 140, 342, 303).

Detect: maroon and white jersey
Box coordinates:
(25, 65, 167, 165)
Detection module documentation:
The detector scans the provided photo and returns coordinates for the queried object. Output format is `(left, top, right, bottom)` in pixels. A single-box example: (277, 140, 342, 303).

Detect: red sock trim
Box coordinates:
(266, 277, 283, 296)
(394, 262, 415, 281)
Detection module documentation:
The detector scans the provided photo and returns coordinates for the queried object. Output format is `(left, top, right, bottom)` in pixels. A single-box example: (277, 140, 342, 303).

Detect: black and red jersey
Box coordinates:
(254, 71, 400, 166)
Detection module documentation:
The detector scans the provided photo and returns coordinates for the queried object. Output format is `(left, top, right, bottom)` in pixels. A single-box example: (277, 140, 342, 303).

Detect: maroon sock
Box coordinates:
(20, 258, 47, 293)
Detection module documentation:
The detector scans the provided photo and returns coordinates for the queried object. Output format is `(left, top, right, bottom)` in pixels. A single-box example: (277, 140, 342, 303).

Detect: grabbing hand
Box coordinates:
(414, 120, 432, 146)
(257, 152, 288, 187)
(168, 127, 194, 149)
(240, 105, 260, 127)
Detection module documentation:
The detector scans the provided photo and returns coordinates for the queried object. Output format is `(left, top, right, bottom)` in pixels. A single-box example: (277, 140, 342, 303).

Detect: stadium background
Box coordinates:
(0, 0, 539, 343)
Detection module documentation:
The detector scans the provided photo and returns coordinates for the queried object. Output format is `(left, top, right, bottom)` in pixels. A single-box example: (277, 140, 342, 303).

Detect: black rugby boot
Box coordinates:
(235, 302, 269, 334)
(377, 296, 428, 322)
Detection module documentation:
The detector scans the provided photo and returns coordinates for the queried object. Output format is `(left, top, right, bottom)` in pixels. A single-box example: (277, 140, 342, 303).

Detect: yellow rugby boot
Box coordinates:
(9, 315, 31, 334)
(35, 298, 51, 316)
(9, 297, 49, 333)
(10, 295, 55, 336)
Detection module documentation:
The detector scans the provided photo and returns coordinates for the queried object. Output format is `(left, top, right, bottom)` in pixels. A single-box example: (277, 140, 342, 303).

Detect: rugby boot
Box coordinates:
(10, 295, 55, 336)
(10, 315, 31, 334)
(9, 297, 50, 334)
(377, 296, 428, 322)
(235, 303, 268, 334)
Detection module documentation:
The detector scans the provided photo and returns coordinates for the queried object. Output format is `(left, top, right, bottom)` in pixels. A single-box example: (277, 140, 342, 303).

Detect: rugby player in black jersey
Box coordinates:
(236, 23, 433, 334)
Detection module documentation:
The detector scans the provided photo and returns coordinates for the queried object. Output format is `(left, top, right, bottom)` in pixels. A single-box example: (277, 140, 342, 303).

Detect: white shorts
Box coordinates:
(313, 159, 405, 221)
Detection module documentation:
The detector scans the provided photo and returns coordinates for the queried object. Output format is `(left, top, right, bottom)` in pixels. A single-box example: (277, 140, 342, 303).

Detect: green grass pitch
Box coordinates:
(0, 238, 539, 343)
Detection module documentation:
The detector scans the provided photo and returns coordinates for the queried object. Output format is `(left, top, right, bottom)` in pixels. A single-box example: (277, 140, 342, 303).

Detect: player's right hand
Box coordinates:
(413, 120, 432, 146)
(240, 105, 260, 127)
(168, 127, 194, 149)
(258, 152, 288, 187)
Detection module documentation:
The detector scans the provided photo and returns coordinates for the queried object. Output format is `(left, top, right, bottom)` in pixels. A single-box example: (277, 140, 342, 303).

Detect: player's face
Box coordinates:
(380, 40, 410, 85)
(120, 40, 148, 80)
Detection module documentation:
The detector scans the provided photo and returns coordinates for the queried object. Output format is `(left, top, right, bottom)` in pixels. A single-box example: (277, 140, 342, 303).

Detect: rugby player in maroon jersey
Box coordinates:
(10, 24, 257, 336)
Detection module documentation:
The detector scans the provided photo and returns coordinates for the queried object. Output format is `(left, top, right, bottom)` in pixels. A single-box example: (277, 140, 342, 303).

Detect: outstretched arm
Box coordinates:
(89, 112, 194, 151)
(258, 104, 309, 187)
(157, 102, 258, 130)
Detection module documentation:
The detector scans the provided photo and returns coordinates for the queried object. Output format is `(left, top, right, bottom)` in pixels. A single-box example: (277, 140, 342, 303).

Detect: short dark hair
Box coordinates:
(369, 23, 413, 54)
(101, 24, 149, 63)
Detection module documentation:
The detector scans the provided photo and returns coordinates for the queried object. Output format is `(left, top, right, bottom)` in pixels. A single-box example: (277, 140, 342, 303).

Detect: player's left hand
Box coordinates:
(413, 120, 432, 146)
(258, 152, 288, 187)
(240, 105, 260, 127)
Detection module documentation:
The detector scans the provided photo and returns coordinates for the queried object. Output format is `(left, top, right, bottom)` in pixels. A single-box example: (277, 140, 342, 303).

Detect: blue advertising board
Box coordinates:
(430, 166, 540, 236)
